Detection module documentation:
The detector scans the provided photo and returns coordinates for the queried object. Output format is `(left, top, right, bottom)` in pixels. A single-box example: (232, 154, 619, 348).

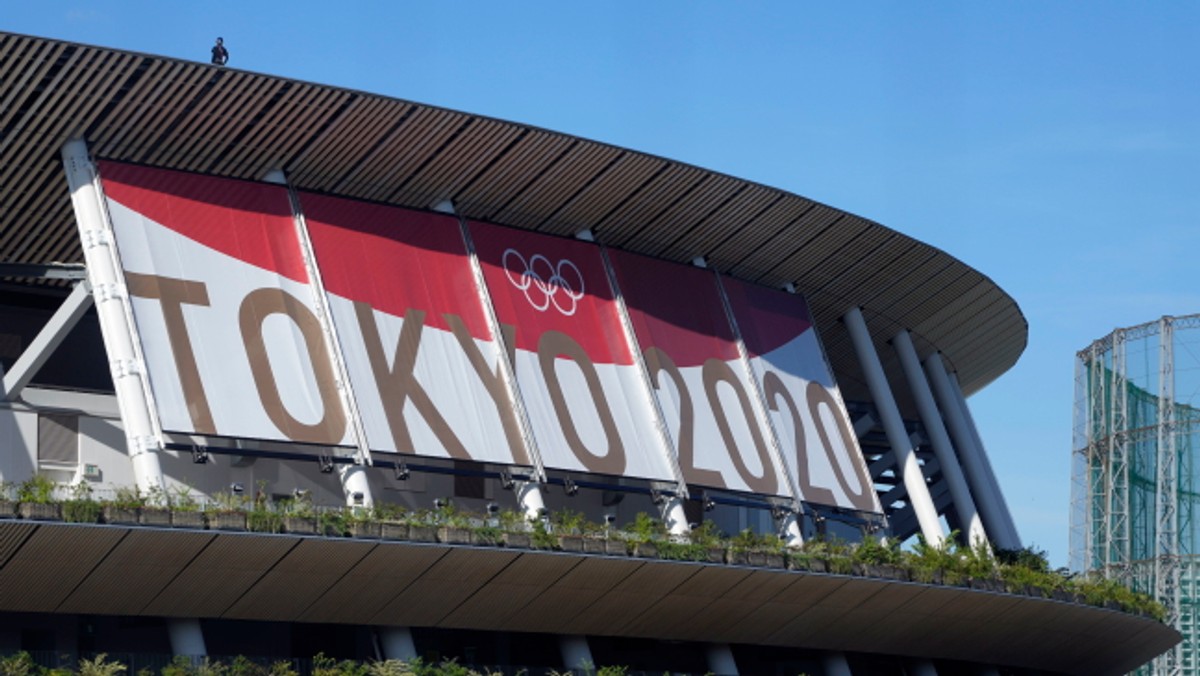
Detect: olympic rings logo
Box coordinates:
(502, 248, 585, 316)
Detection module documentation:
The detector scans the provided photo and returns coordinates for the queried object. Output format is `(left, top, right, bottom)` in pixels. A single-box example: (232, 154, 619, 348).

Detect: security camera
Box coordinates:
(486, 502, 500, 515)
(603, 513, 617, 525)
(230, 483, 245, 494)
(351, 491, 364, 505)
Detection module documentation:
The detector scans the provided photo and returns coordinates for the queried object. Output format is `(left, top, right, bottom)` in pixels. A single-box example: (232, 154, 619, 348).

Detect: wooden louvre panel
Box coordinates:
(37, 413, 78, 466)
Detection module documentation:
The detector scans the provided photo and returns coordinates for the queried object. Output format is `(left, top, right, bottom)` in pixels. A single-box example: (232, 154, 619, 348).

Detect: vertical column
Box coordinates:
(267, 168, 376, 508)
(451, 201, 548, 519)
(379, 627, 417, 661)
(167, 618, 206, 657)
(705, 644, 738, 675)
(893, 330, 987, 546)
(560, 635, 594, 672)
(946, 369, 1021, 547)
(1154, 316, 1181, 675)
(821, 652, 853, 676)
(924, 353, 1021, 550)
(61, 139, 167, 496)
(843, 307, 943, 545)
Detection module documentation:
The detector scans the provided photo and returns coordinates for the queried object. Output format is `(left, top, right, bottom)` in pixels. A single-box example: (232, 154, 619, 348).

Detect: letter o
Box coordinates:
(539, 330, 626, 475)
(239, 288, 346, 445)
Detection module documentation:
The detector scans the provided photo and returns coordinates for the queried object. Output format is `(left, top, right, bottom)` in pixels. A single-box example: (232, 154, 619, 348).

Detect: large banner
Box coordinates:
(470, 221, 675, 481)
(92, 162, 881, 513)
(607, 250, 792, 497)
(302, 195, 531, 467)
(100, 162, 352, 447)
(721, 278, 881, 513)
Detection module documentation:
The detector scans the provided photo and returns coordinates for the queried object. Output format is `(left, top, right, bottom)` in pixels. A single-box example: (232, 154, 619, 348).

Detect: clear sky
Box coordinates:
(8, 2, 1200, 567)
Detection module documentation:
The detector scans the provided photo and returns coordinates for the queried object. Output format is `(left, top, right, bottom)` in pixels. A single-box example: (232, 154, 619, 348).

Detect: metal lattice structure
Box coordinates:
(1072, 315, 1200, 675)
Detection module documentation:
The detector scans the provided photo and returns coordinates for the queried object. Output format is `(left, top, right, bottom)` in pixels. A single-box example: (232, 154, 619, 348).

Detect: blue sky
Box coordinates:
(9, 2, 1200, 566)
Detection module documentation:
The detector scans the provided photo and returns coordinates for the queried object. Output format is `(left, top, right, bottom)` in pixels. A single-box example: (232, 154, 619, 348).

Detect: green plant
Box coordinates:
(171, 483, 200, 512)
(112, 485, 146, 510)
(687, 520, 723, 547)
(497, 508, 527, 531)
(625, 512, 665, 544)
(0, 651, 37, 676)
(552, 508, 586, 535)
(79, 654, 127, 676)
(530, 518, 557, 549)
(209, 490, 247, 514)
(851, 536, 901, 566)
(63, 481, 102, 523)
(17, 474, 56, 504)
(318, 508, 349, 536)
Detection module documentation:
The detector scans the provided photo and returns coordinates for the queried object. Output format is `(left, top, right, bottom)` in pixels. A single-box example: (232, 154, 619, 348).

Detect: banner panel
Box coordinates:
(722, 278, 882, 513)
(607, 250, 791, 496)
(301, 194, 530, 466)
(469, 222, 675, 481)
(99, 162, 351, 446)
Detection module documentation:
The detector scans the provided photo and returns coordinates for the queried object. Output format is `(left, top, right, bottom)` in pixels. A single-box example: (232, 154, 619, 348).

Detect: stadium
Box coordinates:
(0, 31, 1179, 675)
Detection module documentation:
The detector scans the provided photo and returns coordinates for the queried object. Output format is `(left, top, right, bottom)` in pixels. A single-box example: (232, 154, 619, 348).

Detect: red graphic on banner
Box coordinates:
(607, 249, 737, 367)
(470, 222, 632, 363)
(98, 161, 307, 283)
(301, 194, 492, 338)
(720, 278, 813, 357)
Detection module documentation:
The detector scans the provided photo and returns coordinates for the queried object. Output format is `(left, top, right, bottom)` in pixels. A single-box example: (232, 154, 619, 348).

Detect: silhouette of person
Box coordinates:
(211, 37, 228, 66)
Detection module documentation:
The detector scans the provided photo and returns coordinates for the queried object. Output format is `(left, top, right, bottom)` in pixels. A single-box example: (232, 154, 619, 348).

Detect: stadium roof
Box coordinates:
(0, 32, 1027, 413)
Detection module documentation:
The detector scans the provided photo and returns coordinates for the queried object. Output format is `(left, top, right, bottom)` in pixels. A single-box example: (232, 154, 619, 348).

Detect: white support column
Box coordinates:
(167, 618, 206, 657)
(559, 634, 594, 672)
(705, 643, 738, 675)
(946, 370, 1022, 549)
(516, 480, 546, 522)
(893, 330, 987, 547)
(266, 167, 377, 509)
(339, 463, 374, 509)
(452, 201, 550, 519)
(713, 268, 805, 544)
(2, 281, 94, 400)
(62, 139, 166, 496)
(924, 353, 1020, 550)
(661, 496, 690, 536)
(821, 651, 853, 676)
(599, 242, 692, 528)
(843, 307, 943, 545)
(378, 627, 417, 661)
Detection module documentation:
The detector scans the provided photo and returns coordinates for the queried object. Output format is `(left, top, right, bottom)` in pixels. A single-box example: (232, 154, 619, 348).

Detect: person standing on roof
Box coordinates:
(211, 37, 228, 66)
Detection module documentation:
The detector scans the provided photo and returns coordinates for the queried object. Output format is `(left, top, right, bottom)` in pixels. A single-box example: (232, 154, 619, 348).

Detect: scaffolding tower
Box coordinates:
(1072, 315, 1200, 675)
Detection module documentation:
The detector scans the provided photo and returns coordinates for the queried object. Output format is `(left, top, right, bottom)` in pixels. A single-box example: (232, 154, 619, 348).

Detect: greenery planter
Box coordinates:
(630, 542, 659, 559)
(140, 508, 172, 527)
(437, 526, 472, 545)
(727, 550, 751, 566)
(283, 516, 317, 535)
(19, 502, 61, 521)
(63, 500, 102, 523)
(407, 524, 437, 543)
(103, 506, 140, 525)
(0, 500, 17, 518)
(380, 521, 408, 540)
(247, 511, 283, 533)
(350, 521, 382, 539)
(557, 535, 585, 552)
(208, 511, 247, 531)
(170, 511, 205, 529)
(501, 532, 531, 549)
